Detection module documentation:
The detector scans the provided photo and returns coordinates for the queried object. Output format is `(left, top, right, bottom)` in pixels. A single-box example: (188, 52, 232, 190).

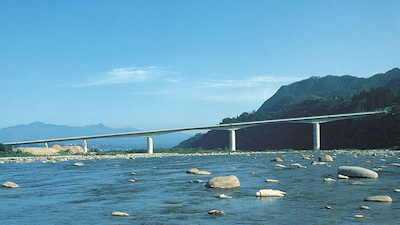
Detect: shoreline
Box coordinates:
(1, 149, 399, 164)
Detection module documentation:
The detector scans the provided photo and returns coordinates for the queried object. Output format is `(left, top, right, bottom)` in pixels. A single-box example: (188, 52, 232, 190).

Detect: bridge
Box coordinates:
(4, 110, 388, 153)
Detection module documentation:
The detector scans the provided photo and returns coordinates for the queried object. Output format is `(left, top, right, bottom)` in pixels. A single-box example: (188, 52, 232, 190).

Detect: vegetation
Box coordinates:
(0, 143, 34, 157)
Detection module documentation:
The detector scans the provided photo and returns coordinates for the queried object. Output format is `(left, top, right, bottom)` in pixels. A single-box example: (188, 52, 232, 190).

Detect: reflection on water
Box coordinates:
(1, 151, 399, 224)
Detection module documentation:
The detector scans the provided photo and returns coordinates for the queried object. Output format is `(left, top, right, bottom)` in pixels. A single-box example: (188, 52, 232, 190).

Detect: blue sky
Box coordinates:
(1, 0, 399, 130)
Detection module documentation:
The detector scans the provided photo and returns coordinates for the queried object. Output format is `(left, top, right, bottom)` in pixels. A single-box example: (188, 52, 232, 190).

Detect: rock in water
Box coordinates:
(364, 195, 392, 202)
(186, 168, 199, 173)
(193, 170, 211, 175)
(319, 155, 334, 162)
(218, 194, 233, 199)
(323, 178, 336, 182)
(205, 175, 240, 189)
(2, 181, 19, 188)
(338, 166, 378, 178)
(111, 211, 130, 216)
(274, 164, 286, 168)
(73, 162, 85, 166)
(208, 210, 226, 215)
(256, 189, 286, 197)
(265, 179, 279, 183)
(271, 157, 283, 162)
(337, 174, 349, 179)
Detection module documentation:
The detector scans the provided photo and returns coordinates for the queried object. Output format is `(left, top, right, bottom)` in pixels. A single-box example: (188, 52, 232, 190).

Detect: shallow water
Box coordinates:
(1, 152, 399, 224)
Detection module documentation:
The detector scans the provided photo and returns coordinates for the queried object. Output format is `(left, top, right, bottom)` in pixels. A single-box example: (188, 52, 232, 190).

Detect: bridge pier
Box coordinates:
(147, 136, 153, 154)
(313, 123, 321, 150)
(229, 129, 236, 151)
(83, 139, 88, 153)
(44, 142, 49, 148)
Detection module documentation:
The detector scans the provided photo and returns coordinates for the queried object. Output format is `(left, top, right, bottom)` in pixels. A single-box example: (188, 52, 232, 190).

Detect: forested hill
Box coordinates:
(177, 68, 400, 150)
(258, 68, 400, 112)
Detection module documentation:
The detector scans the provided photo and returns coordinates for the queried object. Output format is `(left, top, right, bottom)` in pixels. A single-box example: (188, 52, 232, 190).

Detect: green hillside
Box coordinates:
(177, 68, 400, 150)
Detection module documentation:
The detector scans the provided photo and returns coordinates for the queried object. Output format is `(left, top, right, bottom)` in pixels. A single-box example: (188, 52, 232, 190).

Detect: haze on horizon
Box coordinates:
(1, 1, 399, 130)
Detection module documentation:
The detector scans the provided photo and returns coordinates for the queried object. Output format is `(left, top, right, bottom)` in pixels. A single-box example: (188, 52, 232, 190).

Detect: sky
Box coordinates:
(1, 0, 399, 131)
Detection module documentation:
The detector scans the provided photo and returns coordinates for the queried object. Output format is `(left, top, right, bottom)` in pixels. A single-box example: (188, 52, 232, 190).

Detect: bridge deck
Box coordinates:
(3, 110, 387, 148)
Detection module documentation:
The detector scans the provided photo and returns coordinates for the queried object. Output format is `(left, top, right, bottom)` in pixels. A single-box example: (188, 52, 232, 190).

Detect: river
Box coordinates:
(1, 150, 399, 224)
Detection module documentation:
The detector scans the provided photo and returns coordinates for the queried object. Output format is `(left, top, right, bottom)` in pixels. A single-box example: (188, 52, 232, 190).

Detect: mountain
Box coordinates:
(258, 68, 400, 113)
(177, 68, 400, 150)
(0, 122, 191, 150)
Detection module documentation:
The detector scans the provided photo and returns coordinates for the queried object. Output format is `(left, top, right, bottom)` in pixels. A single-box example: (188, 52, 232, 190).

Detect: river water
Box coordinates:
(1, 151, 399, 224)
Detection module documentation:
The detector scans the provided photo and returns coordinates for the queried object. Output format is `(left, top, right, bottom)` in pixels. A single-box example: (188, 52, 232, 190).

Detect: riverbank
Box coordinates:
(0, 149, 398, 164)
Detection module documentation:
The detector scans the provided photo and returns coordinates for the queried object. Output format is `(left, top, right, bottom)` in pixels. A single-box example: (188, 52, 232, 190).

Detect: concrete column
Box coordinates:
(83, 139, 88, 153)
(147, 136, 153, 154)
(229, 129, 236, 151)
(313, 123, 321, 150)
(44, 142, 49, 148)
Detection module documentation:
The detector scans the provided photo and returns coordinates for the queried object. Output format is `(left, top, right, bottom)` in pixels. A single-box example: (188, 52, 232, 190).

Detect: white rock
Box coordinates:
(2, 181, 19, 188)
(319, 155, 334, 162)
(186, 168, 199, 173)
(256, 189, 286, 197)
(364, 195, 392, 202)
(359, 205, 370, 210)
(218, 194, 233, 199)
(111, 211, 130, 216)
(193, 170, 211, 175)
(324, 178, 336, 182)
(274, 164, 286, 168)
(73, 162, 84, 166)
(337, 174, 349, 179)
(265, 179, 279, 182)
(338, 166, 378, 178)
(205, 175, 240, 189)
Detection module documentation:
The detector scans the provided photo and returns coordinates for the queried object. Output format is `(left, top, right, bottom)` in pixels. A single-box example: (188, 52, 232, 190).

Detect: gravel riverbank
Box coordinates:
(1, 149, 398, 164)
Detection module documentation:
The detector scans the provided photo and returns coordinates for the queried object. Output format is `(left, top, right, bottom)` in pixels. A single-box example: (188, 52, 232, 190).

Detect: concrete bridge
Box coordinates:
(4, 110, 388, 153)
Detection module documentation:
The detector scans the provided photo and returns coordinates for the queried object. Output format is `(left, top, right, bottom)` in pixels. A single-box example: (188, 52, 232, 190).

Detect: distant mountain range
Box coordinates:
(178, 68, 400, 150)
(0, 122, 191, 150)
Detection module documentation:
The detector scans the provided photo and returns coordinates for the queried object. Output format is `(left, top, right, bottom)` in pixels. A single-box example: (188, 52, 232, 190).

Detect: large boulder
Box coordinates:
(364, 195, 392, 202)
(338, 166, 378, 178)
(205, 175, 240, 189)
